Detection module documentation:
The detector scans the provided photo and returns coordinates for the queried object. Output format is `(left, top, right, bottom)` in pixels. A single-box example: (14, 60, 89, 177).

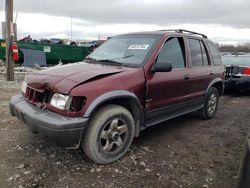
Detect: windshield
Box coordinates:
(87, 35, 160, 66)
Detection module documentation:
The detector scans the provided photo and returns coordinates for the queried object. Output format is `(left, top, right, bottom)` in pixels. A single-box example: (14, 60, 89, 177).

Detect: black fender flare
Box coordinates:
(83, 90, 143, 137)
(206, 78, 224, 96)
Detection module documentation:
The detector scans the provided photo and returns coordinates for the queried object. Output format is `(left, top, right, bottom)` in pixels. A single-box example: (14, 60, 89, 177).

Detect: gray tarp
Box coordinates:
(21, 49, 47, 67)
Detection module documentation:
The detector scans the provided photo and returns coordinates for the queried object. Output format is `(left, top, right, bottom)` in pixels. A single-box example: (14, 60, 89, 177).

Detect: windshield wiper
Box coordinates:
(121, 54, 134, 59)
(84, 56, 100, 64)
(86, 54, 134, 66)
(97, 59, 123, 66)
(84, 56, 97, 61)
(97, 54, 135, 65)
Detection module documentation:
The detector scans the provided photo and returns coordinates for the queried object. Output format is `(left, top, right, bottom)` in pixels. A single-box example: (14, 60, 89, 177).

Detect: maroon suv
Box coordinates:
(10, 29, 224, 164)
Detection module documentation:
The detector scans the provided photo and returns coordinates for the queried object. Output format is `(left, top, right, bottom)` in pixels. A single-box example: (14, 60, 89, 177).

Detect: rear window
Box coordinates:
(188, 39, 210, 67)
(207, 41, 222, 66)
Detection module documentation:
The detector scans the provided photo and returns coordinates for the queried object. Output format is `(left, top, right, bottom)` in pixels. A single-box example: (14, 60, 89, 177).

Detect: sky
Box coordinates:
(1, 0, 250, 44)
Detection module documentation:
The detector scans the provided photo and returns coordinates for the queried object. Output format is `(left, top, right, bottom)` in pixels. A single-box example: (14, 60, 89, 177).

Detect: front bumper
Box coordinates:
(9, 94, 88, 148)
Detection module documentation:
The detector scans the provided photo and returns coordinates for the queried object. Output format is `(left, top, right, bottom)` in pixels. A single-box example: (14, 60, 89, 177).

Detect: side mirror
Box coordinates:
(151, 61, 172, 73)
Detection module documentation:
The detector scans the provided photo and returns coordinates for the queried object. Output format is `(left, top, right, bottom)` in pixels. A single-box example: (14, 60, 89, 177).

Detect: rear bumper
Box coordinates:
(225, 77, 250, 92)
(9, 94, 88, 148)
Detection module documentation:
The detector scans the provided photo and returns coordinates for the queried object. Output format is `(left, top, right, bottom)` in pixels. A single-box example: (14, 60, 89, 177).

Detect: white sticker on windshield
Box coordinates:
(128, 44, 149, 50)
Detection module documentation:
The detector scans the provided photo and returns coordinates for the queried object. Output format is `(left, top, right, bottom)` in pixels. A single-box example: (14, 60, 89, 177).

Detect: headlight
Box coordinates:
(21, 81, 27, 94)
(50, 94, 72, 110)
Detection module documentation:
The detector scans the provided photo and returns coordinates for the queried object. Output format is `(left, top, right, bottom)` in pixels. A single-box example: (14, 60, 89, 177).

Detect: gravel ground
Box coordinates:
(0, 80, 249, 188)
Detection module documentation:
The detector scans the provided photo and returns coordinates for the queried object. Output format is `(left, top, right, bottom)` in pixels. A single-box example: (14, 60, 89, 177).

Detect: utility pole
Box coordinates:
(70, 16, 72, 41)
(5, 0, 14, 81)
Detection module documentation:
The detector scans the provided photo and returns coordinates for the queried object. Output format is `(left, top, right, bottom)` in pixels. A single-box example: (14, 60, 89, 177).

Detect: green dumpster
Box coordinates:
(0, 39, 90, 65)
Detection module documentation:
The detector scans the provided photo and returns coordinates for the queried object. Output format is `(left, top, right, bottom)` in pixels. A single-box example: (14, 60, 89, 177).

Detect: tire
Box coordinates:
(198, 87, 219, 120)
(82, 104, 135, 164)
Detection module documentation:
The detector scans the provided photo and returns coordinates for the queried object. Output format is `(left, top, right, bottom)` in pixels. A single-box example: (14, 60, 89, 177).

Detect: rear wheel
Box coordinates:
(82, 104, 135, 164)
(198, 87, 219, 119)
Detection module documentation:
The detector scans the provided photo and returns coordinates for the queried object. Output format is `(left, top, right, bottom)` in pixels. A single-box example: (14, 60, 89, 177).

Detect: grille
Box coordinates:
(24, 86, 46, 104)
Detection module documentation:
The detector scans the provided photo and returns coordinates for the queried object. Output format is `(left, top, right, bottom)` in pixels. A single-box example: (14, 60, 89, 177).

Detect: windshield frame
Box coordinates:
(86, 34, 162, 68)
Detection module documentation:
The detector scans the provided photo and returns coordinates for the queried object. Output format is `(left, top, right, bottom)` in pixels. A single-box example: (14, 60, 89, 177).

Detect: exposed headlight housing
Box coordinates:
(50, 93, 72, 110)
(21, 81, 27, 94)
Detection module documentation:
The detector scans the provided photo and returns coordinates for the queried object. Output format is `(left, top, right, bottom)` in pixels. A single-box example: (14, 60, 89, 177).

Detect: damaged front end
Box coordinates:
(9, 62, 125, 148)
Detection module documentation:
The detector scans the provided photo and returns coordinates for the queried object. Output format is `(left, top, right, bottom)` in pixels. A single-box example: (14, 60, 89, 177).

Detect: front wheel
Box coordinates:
(82, 104, 135, 164)
(198, 87, 219, 120)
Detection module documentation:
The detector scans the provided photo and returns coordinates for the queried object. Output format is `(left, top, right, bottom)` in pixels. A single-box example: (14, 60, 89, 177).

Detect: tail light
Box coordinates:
(242, 67, 250, 75)
(11, 42, 19, 61)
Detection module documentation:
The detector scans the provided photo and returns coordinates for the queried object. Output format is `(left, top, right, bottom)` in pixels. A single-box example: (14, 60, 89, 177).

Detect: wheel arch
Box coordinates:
(84, 90, 143, 137)
(206, 78, 224, 96)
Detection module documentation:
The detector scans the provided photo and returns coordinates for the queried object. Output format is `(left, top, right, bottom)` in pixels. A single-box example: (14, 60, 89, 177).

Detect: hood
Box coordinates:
(27, 62, 125, 94)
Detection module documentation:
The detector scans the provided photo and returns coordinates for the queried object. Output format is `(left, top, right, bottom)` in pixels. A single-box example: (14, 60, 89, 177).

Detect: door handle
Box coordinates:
(210, 72, 214, 76)
(184, 74, 190, 80)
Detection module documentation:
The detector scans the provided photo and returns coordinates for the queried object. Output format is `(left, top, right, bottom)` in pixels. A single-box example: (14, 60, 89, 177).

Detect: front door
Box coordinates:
(145, 36, 189, 125)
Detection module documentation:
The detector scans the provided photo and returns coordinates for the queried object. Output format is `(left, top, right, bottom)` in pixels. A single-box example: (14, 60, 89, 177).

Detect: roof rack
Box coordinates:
(158, 29, 207, 38)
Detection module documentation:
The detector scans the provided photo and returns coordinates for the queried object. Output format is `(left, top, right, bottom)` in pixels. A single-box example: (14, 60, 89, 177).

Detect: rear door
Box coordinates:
(185, 38, 214, 101)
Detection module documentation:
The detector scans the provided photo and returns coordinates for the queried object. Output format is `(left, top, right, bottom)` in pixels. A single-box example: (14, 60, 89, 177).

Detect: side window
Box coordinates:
(157, 37, 185, 69)
(200, 41, 209, 66)
(207, 41, 222, 65)
(188, 39, 203, 67)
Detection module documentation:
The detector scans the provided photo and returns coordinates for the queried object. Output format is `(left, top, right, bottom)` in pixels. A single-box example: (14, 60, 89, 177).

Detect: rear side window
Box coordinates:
(188, 39, 203, 67)
(200, 42, 209, 66)
(207, 41, 222, 65)
(188, 39, 210, 67)
(157, 37, 185, 69)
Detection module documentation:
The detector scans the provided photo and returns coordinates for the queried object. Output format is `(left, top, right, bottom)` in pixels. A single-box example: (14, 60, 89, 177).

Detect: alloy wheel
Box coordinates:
(100, 118, 128, 153)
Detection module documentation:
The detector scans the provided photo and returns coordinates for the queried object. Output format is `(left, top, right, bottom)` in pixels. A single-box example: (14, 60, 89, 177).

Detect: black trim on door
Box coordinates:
(144, 98, 204, 127)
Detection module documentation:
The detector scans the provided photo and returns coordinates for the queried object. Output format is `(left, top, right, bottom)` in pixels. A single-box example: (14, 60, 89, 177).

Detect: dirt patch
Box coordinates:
(0, 80, 249, 188)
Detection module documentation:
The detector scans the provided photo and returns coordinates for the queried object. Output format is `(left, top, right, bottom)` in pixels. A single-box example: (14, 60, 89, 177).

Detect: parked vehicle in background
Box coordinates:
(77, 41, 95, 47)
(225, 63, 250, 93)
(9, 29, 224, 164)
